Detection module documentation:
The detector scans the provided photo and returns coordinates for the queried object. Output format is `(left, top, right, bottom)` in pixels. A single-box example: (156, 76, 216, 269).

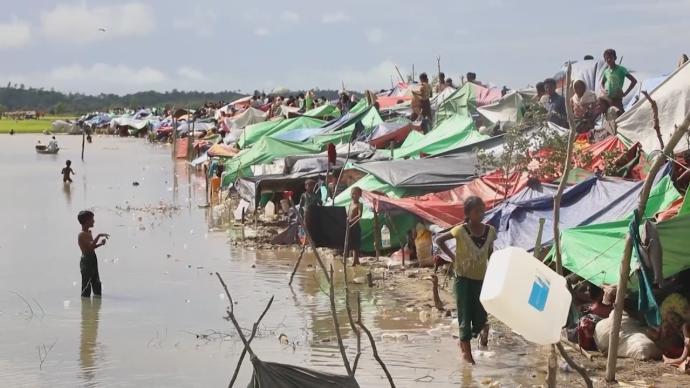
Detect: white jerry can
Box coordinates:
(480, 247, 571, 345)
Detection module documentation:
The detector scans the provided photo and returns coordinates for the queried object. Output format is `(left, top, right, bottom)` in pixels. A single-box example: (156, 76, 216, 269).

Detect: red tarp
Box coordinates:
(377, 95, 411, 109)
(363, 171, 529, 228)
(368, 124, 416, 149)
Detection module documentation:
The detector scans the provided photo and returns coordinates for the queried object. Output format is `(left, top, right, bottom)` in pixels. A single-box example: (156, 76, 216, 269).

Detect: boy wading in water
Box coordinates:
(436, 196, 496, 364)
(78, 211, 109, 297)
(62, 160, 75, 183)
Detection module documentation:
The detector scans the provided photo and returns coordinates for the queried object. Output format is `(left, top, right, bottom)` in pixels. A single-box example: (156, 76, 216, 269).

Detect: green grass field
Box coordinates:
(0, 115, 77, 133)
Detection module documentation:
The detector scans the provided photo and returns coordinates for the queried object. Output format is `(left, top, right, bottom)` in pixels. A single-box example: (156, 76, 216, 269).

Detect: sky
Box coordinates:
(1, 0, 689, 95)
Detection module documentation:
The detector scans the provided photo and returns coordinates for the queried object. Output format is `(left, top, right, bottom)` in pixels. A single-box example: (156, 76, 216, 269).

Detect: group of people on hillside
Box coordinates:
(538, 48, 638, 134)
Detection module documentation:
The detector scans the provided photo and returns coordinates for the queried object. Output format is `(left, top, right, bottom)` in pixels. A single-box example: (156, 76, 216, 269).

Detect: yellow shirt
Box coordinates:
(450, 224, 496, 280)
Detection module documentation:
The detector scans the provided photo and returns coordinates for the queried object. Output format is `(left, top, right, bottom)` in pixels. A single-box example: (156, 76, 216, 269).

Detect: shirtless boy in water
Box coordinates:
(77, 210, 109, 297)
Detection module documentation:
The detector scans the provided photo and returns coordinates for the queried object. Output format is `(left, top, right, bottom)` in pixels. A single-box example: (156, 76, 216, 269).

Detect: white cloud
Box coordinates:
(279, 10, 300, 23)
(366, 28, 384, 44)
(0, 16, 31, 49)
(173, 8, 217, 37)
(254, 27, 271, 37)
(177, 66, 206, 81)
(321, 11, 349, 24)
(41, 2, 154, 44)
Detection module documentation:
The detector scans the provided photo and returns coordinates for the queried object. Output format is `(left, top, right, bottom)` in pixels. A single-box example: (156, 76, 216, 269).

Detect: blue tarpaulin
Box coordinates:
(485, 176, 648, 250)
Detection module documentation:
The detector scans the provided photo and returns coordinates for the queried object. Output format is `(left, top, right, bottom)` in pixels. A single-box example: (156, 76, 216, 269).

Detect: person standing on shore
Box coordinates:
(347, 187, 363, 266)
(77, 211, 109, 298)
(435, 196, 497, 364)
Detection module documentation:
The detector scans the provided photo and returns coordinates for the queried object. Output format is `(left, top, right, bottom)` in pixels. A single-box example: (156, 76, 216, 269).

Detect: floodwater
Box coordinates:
(0, 135, 549, 387)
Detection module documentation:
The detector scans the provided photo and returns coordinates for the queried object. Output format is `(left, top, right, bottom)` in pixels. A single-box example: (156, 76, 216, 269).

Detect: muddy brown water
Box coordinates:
(0, 135, 550, 387)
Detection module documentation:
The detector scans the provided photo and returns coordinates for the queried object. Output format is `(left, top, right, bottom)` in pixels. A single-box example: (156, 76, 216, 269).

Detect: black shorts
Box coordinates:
(348, 223, 361, 250)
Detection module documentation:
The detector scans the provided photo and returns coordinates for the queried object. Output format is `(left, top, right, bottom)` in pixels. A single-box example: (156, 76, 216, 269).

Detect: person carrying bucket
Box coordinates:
(435, 196, 497, 364)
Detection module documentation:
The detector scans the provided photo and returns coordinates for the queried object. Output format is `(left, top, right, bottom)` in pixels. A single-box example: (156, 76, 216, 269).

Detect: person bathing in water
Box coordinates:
(435, 196, 497, 364)
(62, 160, 75, 183)
(78, 210, 109, 298)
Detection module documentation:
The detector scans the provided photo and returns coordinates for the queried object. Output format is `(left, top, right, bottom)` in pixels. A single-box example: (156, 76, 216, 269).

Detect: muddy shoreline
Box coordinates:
(231, 208, 689, 387)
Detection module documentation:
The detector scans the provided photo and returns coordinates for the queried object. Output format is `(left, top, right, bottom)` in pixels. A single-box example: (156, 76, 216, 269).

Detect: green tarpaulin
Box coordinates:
(394, 114, 487, 159)
(303, 103, 341, 119)
(333, 175, 416, 252)
(555, 176, 683, 287)
(311, 107, 383, 147)
(239, 117, 324, 149)
(435, 82, 476, 124)
(222, 138, 322, 187)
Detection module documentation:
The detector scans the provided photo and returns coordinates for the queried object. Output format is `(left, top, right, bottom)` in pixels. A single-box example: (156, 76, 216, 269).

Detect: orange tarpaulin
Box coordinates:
(364, 171, 529, 228)
(175, 138, 188, 159)
(207, 143, 239, 158)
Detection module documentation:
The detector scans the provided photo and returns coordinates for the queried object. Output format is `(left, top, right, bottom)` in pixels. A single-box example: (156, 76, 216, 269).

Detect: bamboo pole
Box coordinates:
(288, 244, 307, 286)
(81, 129, 85, 161)
(547, 63, 576, 388)
(373, 208, 381, 262)
(641, 91, 663, 149)
(605, 113, 690, 381)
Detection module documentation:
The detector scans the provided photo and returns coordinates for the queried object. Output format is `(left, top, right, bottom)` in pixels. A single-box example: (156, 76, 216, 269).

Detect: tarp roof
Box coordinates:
(363, 171, 531, 227)
(435, 82, 503, 124)
(238, 116, 324, 149)
(274, 106, 378, 144)
(221, 137, 322, 187)
(486, 174, 678, 251)
(556, 176, 684, 287)
(476, 89, 536, 125)
(617, 61, 690, 153)
(394, 114, 487, 159)
(353, 154, 478, 189)
(302, 103, 341, 119)
(223, 107, 267, 130)
(367, 121, 415, 149)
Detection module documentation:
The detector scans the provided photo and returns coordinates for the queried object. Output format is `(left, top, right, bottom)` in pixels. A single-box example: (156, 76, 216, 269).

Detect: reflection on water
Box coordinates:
(80, 297, 102, 386)
(63, 181, 72, 205)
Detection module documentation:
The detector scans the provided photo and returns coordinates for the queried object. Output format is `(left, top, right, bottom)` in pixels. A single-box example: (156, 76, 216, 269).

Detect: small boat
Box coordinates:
(35, 145, 59, 154)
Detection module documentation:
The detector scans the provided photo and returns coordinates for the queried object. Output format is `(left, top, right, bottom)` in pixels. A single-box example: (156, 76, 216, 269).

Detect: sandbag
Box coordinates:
(594, 313, 661, 360)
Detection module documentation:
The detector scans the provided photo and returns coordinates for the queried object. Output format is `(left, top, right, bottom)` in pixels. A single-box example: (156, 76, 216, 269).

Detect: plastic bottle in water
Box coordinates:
(381, 225, 391, 249)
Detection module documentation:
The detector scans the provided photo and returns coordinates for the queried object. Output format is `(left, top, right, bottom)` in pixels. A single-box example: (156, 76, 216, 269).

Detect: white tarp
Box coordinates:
(617, 61, 690, 153)
(223, 107, 267, 130)
(477, 89, 537, 125)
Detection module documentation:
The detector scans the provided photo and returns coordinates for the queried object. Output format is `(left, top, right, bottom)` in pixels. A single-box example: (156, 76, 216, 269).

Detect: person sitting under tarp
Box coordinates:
(298, 179, 321, 217)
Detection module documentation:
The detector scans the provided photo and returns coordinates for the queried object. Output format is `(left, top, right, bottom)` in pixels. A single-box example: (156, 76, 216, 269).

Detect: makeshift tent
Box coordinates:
(310, 107, 383, 147)
(488, 174, 680, 251)
(557, 177, 684, 287)
(617, 61, 690, 153)
(236, 172, 325, 207)
(363, 171, 530, 228)
(394, 114, 487, 159)
(223, 107, 267, 130)
(353, 154, 478, 189)
(435, 82, 503, 124)
(275, 107, 379, 144)
(240, 119, 284, 148)
(333, 174, 418, 252)
(302, 103, 341, 119)
(476, 89, 537, 125)
(207, 143, 240, 157)
(367, 121, 415, 149)
(239, 117, 324, 149)
(221, 138, 322, 187)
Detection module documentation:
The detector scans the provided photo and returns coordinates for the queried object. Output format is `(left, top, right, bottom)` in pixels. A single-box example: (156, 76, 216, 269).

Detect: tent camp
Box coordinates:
(223, 107, 267, 131)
